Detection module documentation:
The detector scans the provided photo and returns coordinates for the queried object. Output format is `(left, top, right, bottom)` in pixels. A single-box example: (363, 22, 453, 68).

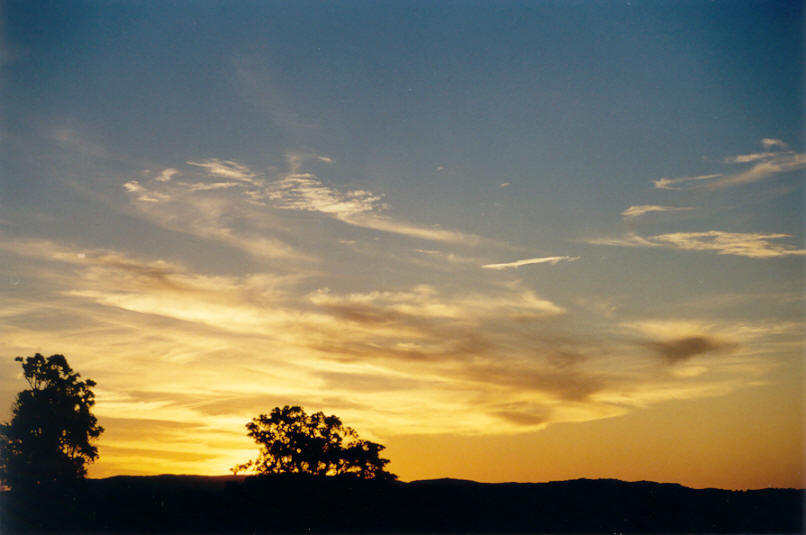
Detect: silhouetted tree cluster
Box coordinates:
(233, 405, 396, 480)
(0, 354, 103, 489)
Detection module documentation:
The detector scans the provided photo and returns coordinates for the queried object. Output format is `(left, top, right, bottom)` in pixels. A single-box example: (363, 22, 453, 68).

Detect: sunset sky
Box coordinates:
(1, 1, 803, 490)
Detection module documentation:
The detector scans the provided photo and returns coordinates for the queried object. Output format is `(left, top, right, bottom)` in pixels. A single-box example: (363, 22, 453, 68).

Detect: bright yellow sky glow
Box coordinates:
(3, 236, 802, 489)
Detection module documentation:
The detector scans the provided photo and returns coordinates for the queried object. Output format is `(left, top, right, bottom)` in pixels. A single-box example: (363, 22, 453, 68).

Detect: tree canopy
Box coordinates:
(233, 405, 396, 480)
(0, 354, 104, 489)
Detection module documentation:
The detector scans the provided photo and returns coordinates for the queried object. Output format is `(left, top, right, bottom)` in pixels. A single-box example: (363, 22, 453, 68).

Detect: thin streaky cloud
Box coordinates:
(621, 205, 694, 218)
(482, 256, 579, 270)
(588, 231, 806, 258)
(186, 159, 256, 183)
(724, 152, 778, 164)
(181, 181, 242, 191)
(652, 139, 804, 190)
(708, 151, 805, 189)
(264, 172, 481, 245)
(345, 214, 480, 244)
(652, 174, 721, 190)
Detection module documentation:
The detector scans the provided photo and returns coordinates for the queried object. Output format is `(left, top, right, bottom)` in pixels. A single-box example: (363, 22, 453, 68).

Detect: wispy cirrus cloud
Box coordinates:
(589, 231, 805, 258)
(482, 256, 579, 270)
(186, 159, 257, 183)
(711, 151, 805, 189)
(621, 205, 694, 218)
(652, 139, 805, 190)
(124, 155, 481, 248)
(265, 173, 480, 244)
(122, 176, 309, 262)
(266, 174, 386, 218)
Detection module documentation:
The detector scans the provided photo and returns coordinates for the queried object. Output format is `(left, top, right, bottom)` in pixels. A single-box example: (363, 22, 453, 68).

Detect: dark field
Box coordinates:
(1, 475, 802, 533)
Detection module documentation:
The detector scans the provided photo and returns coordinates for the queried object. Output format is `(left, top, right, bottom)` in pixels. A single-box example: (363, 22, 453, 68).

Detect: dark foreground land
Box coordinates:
(1, 474, 802, 533)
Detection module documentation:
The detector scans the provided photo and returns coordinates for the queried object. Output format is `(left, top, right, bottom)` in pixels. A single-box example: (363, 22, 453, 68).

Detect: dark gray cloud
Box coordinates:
(462, 361, 608, 402)
(494, 410, 548, 427)
(645, 336, 738, 364)
(317, 303, 410, 326)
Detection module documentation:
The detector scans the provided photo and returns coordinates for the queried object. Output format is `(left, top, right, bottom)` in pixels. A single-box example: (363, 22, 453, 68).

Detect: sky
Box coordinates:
(1, 1, 803, 490)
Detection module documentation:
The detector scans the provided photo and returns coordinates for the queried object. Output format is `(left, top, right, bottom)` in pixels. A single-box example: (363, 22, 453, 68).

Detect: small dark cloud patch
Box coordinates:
(463, 362, 606, 402)
(321, 304, 403, 325)
(494, 410, 547, 426)
(645, 336, 738, 364)
(489, 400, 551, 426)
(96, 258, 181, 289)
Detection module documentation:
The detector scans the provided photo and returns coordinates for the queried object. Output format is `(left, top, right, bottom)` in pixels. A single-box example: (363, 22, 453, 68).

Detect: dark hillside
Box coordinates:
(1, 475, 801, 533)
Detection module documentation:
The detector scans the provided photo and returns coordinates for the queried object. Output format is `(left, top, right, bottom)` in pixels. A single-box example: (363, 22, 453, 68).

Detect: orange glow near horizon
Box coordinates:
(77, 372, 803, 490)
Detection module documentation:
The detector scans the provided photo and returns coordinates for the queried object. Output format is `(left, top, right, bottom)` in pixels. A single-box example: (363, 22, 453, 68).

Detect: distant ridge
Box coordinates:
(88, 474, 803, 495)
(409, 477, 481, 485)
(370, 475, 794, 491)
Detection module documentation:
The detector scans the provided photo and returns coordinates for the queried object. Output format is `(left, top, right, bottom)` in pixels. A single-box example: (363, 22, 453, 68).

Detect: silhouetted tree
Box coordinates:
(0, 354, 104, 489)
(233, 405, 396, 480)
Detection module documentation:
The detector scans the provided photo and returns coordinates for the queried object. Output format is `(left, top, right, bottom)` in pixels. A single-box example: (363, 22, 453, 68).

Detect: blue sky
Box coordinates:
(1, 1, 803, 487)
